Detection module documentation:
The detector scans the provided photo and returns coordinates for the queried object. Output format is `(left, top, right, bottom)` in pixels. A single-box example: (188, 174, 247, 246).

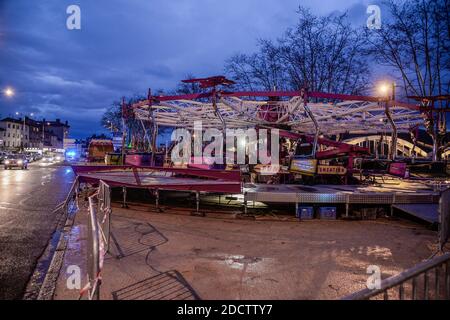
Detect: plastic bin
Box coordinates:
(319, 207, 337, 220)
(297, 206, 314, 220)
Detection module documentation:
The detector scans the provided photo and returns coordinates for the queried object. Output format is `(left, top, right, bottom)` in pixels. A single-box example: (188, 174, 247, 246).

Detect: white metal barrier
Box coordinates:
(80, 180, 112, 300)
(345, 189, 450, 300)
(343, 253, 450, 300)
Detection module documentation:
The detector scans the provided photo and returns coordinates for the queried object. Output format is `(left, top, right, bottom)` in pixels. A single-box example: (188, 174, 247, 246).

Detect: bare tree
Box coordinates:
(175, 74, 206, 95)
(101, 94, 170, 152)
(366, 0, 449, 159)
(279, 7, 370, 94)
(367, 0, 449, 97)
(225, 40, 288, 91)
(225, 7, 370, 94)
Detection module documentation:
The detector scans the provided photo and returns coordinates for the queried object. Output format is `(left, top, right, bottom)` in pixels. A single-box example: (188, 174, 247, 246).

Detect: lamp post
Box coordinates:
(42, 121, 51, 149)
(391, 82, 396, 101)
(15, 111, 34, 150)
(377, 82, 398, 160)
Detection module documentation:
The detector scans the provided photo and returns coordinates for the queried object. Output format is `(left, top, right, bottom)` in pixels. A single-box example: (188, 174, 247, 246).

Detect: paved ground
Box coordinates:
(54, 202, 438, 300)
(0, 162, 74, 300)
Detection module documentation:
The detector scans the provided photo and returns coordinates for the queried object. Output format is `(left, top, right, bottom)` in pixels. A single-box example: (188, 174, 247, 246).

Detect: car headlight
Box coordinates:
(5, 160, 10, 164)
(17, 160, 23, 164)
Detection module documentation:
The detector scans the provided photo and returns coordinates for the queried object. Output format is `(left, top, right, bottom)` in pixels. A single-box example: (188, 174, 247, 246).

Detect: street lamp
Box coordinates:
(41, 121, 51, 150)
(15, 111, 34, 119)
(4, 87, 15, 97)
(377, 81, 397, 100)
(378, 83, 390, 98)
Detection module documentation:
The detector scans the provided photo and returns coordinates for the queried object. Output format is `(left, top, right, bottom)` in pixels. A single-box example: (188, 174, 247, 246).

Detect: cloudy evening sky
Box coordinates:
(0, 0, 378, 138)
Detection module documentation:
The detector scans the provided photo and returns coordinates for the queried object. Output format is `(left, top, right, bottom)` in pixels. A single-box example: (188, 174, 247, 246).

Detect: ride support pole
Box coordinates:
(122, 186, 128, 208)
(155, 188, 160, 212)
(196, 191, 200, 214)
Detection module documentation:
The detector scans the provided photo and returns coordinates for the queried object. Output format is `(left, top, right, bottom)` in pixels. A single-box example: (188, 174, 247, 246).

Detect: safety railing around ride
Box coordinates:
(343, 252, 450, 300)
(80, 180, 112, 300)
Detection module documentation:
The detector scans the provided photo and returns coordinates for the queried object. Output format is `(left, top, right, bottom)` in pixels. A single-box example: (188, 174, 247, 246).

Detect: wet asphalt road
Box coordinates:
(0, 162, 74, 300)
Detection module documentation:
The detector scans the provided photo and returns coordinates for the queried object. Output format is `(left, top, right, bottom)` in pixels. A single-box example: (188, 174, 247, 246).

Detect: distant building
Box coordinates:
(0, 117, 71, 150)
(24, 117, 44, 149)
(0, 128, 5, 148)
(43, 118, 70, 149)
(0, 118, 29, 149)
(64, 138, 82, 154)
(63, 138, 76, 150)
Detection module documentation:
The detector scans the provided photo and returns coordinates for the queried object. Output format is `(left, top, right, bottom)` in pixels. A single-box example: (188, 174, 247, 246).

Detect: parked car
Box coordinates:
(42, 155, 54, 163)
(4, 154, 28, 170)
(24, 153, 34, 163)
(54, 153, 64, 162)
(0, 152, 7, 164)
(31, 153, 42, 161)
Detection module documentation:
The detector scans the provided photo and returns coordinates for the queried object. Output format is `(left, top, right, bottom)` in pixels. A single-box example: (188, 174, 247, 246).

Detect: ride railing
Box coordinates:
(80, 180, 112, 300)
(343, 253, 450, 300)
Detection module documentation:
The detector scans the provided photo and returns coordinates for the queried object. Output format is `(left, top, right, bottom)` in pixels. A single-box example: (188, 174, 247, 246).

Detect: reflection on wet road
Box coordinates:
(0, 163, 74, 299)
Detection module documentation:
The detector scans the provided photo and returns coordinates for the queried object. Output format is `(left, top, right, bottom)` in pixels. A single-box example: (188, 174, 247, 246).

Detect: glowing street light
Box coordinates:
(378, 83, 390, 97)
(4, 87, 15, 97)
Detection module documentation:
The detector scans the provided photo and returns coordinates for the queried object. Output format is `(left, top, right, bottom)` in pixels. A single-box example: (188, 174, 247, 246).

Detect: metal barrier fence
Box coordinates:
(98, 181, 112, 252)
(343, 253, 450, 300)
(439, 188, 450, 251)
(81, 180, 112, 300)
(54, 176, 80, 216)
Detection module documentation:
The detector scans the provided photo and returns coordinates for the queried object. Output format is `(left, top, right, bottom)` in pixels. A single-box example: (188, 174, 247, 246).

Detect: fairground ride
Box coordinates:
(124, 76, 447, 184)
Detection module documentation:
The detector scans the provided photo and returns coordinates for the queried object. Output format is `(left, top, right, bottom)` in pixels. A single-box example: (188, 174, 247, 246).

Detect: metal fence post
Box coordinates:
(122, 186, 128, 208)
(88, 196, 100, 300)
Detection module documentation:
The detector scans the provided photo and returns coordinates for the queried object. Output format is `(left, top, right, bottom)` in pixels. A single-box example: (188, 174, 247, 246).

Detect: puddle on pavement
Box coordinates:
(210, 254, 273, 272)
(66, 225, 83, 251)
(350, 245, 393, 260)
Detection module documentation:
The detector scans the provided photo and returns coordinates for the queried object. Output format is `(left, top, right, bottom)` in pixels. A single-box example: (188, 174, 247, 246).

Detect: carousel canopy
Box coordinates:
(130, 80, 423, 135)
